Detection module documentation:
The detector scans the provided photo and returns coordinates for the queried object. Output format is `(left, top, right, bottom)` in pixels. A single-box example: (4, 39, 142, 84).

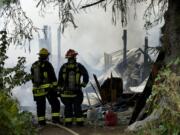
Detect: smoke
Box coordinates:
(7, 0, 163, 111)
(61, 8, 122, 65)
(18, 0, 163, 66)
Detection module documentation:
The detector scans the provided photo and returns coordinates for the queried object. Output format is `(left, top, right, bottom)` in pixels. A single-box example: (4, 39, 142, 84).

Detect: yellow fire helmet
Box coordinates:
(38, 48, 50, 56)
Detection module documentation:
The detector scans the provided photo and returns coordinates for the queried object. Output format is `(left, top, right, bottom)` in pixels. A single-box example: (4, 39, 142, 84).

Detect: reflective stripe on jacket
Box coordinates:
(31, 59, 58, 97)
(32, 82, 56, 97)
(60, 90, 77, 98)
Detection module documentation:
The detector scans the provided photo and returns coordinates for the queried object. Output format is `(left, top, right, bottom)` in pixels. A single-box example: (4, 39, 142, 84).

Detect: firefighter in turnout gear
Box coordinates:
(31, 48, 60, 126)
(58, 49, 89, 126)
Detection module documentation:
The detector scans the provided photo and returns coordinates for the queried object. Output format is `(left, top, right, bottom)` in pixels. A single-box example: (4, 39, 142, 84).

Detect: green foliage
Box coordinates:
(0, 30, 36, 134)
(0, 30, 31, 93)
(0, 91, 37, 135)
(137, 58, 180, 135)
(0, 0, 35, 46)
(3, 56, 31, 91)
(0, 0, 17, 5)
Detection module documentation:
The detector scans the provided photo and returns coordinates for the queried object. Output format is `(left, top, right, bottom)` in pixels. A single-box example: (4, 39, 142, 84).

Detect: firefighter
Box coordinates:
(31, 48, 60, 126)
(58, 49, 89, 126)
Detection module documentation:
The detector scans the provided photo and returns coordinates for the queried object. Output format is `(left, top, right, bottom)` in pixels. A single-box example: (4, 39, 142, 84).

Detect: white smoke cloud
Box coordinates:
(6, 0, 163, 111)
(17, 0, 163, 66)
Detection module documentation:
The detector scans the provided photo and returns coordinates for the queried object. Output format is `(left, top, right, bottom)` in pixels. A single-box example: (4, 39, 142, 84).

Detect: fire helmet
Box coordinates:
(38, 48, 50, 56)
(65, 49, 78, 58)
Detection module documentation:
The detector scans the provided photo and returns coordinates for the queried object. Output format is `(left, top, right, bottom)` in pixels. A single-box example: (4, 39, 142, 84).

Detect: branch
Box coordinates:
(81, 0, 105, 9)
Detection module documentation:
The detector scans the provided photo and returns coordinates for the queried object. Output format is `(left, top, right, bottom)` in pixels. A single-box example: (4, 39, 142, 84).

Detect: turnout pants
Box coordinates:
(35, 90, 60, 125)
(61, 91, 84, 126)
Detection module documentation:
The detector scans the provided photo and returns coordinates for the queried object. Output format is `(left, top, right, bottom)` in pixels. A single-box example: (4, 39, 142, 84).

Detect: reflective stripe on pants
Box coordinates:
(75, 117, 84, 122)
(64, 118, 73, 123)
(52, 112, 60, 117)
(38, 116, 45, 121)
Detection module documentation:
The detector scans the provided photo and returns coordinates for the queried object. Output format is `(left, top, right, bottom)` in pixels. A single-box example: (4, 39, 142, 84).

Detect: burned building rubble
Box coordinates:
(85, 48, 160, 128)
(102, 47, 157, 94)
(100, 77, 123, 103)
(89, 36, 160, 126)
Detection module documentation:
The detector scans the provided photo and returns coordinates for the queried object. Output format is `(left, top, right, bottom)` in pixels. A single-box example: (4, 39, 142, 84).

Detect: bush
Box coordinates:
(137, 58, 180, 135)
(0, 91, 37, 135)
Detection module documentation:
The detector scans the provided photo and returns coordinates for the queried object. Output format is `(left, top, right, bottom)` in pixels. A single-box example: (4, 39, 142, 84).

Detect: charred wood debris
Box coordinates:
(82, 49, 164, 127)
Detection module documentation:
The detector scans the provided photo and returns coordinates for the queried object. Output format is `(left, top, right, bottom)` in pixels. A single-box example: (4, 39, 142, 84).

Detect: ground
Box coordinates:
(38, 107, 133, 135)
(39, 124, 128, 135)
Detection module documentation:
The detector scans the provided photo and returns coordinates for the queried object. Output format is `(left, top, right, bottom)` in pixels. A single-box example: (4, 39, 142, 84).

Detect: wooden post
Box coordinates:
(57, 27, 61, 73)
(144, 36, 148, 67)
(122, 29, 127, 67)
(142, 36, 149, 80)
(104, 53, 112, 71)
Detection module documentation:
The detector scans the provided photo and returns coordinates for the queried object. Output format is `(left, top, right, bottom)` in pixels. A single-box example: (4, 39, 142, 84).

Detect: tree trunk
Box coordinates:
(129, 0, 180, 125)
(162, 0, 180, 62)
